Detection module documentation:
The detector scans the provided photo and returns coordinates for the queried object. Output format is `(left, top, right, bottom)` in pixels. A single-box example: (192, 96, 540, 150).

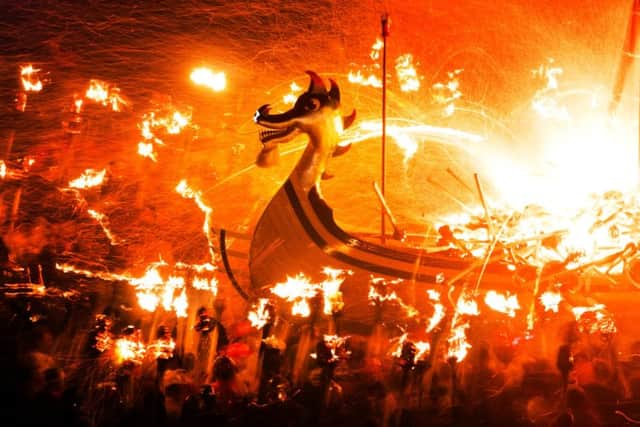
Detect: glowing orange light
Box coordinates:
(283, 82, 302, 105)
(271, 273, 317, 318)
(248, 298, 271, 329)
(115, 333, 146, 364)
(395, 54, 420, 92)
(190, 67, 226, 92)
(447, 322, 471, 362)
(20, 65, 43, 92)
(539, 291, 562, 313)
(68, 168, 106, 189)
(426, 290, 446, 333)
(85, 79, 127, 111)
(484, 290, 520, 317)
(149, 337, 176, 359)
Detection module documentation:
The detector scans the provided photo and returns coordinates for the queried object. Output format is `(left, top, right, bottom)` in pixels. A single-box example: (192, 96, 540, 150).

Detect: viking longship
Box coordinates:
(221, 72, 542, 325)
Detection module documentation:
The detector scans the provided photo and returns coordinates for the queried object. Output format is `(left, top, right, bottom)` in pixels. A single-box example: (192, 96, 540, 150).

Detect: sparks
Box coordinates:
(175, 179, 215, 262)
(87, 209, 119, 246)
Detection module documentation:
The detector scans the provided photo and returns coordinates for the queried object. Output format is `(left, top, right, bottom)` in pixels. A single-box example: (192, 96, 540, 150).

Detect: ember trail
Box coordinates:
(2, 1, 640, 427)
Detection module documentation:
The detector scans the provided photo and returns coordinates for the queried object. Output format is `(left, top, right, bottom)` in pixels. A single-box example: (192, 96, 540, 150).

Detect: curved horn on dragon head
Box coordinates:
(255, 71, 356, 168)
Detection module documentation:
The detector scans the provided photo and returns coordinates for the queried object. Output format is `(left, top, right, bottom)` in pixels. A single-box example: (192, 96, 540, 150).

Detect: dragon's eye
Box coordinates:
(306, 98, 321, 111)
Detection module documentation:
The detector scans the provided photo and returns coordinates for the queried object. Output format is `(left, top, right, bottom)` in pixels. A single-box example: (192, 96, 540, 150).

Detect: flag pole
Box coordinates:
(381, 13, 390, 244)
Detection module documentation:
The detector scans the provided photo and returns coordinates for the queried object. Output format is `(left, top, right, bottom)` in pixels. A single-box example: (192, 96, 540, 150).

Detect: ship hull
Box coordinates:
(249, 179, 525, 325)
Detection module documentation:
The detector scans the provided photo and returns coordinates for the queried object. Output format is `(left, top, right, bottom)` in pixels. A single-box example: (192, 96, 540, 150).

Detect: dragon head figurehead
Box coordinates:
(254, 71, 356, 189)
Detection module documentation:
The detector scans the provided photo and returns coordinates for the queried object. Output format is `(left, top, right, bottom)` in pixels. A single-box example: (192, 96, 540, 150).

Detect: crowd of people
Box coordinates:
(4, 291, 640, 427)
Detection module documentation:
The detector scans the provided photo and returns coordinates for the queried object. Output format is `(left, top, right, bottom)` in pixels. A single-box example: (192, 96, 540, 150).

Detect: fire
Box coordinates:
(68, 168, 107, 189)
(320, 267, 349, 315)
(115, 332, 146, 364)
(127, 262, 191, 316)
(316, 334, 350, 363)
(572, 304, 617, 335)
(539, 291, 562, 313)
(248, 298, 271, 329)
(192, 277, 218, 295)
(426, 290, 446, 333)
(190, 67, 226, 92)
(0, 161, 6, 179)
(484, 290, 520, 317)
(447, 322, 471, 362)
(432, 69, 462, 117)
(20, 65, 43, 92)
(137, 142, 157, 162)
(85, 79, 127, 111)
(347, 70, 383, 88)
(271, 273, 318, 318)
(368, 277, 418, 317)
(269, 268, 349, 318)
(456, 293, 480, 316)
(138, 108, 193, 161)
(149, 336, 176, 359)
(391, 333, 431, 364)
(283, 82, 302, 105)
(395, 54, 420, 92)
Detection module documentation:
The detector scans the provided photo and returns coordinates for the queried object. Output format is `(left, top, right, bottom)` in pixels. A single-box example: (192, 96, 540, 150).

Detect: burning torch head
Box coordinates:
(254, 71, 356, 167)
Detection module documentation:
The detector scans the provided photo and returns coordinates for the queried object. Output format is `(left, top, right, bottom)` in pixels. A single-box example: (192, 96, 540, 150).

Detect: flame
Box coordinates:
(347, 70, 383, 88)
(456, 293, 480, 316)
(248, 298, 271, 329)
(20, 65, 43, 92)
(192, 277, 218, 294)
(391, 333, 431, 364)
(94, 331, 113, 353)
(539, 291, 562, 313)
(85, 79, 126, 111)
(395, 54, 420, 92)
(321, 267, 349, 315)
(149, 337, 176, 359)
(317, 334, 350, 363)
(271, 273, 318, 318)
(68, 168, 106, 189)
(572, 304, 617, 335)
(370, 38, 384, 60)
(137, 142, 157, 161)
(447, 322, 471, 362)
(368, 277, 418, 317)
(115, 332, 146, 364)
(432, 69, 462, 117)
(283, 81, 302, 105)
(270, 269, 350, 318)
(0, 161, 6, 179)
(426, 290, 446, 333)
(138, 108, 193, 161)
(484, 290, 520, 317)
(190, 67, 226, 92)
